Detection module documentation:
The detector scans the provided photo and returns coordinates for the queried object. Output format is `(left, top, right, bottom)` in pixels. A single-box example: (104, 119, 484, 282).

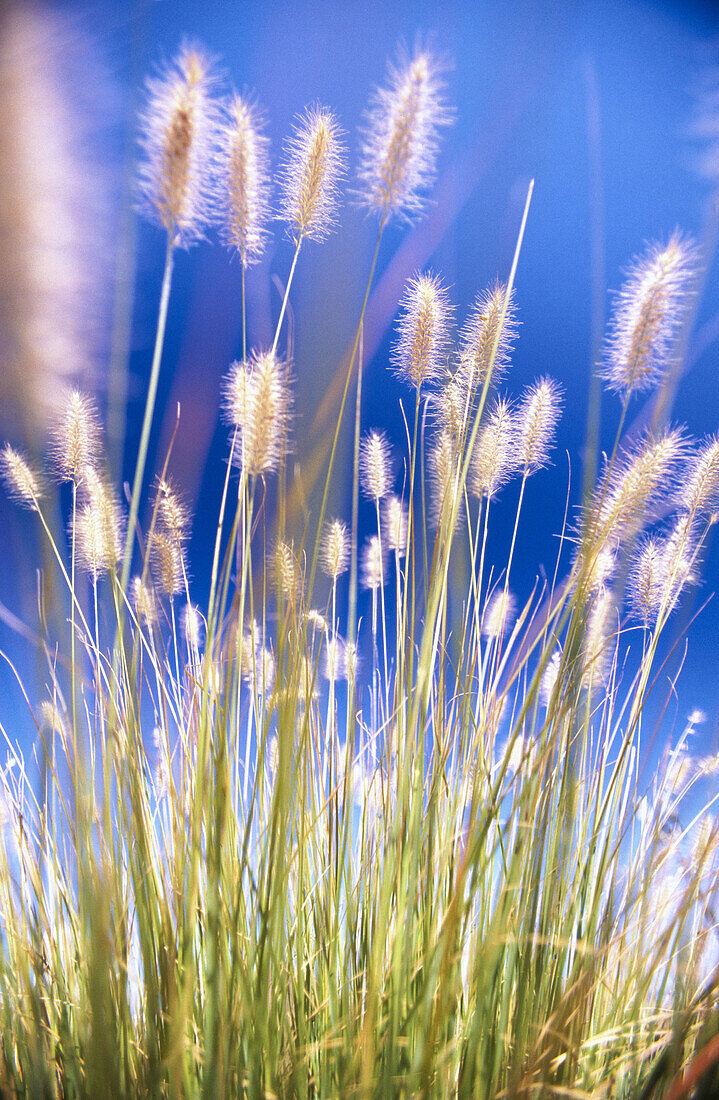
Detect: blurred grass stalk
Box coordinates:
(1, 32, 719, 1100)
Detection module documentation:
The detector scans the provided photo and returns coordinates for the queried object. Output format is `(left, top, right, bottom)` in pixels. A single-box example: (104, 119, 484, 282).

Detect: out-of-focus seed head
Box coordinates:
(181, 603, 204, 651)
(155, 477, 189, 544)
(151, 530, 186, 596)
(218, 94, 271, 266)
(382, 495, 408, 557)
(360, 429, 392, 502)
(429, 427, 462, 531)
(482, 589, 516, 640)
(392, 272, 452, 390)
(75, 469, 122, 579)
(361, 534, 386, 590)
(320, 518, 349, 580)
(223, 351, 291, 478)
(1, 444, 42, 509)
(601, 234, 698, 399)
(323, 634, 349, 682)
(582, 585, 617, 686)
(357, 46, 451, 222)
(515, 377, 562, 473)
(51, 390, 101, 484)
(459, 281, 519, 391)
(275, 539, 303, 602)
(596, 429, 686, 544)
(137, 44, 219, 246)
(469, 397, 517, 499)
(132, 576, 157, 626)
(540, 648, 562, 709)
(278, 105, 346, 243)
(241, 619, 275, 696)
(681, 436, 719, 518)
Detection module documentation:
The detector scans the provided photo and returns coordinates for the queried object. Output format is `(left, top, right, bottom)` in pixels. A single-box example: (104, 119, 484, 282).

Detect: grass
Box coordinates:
(0, 36, 718, 1100)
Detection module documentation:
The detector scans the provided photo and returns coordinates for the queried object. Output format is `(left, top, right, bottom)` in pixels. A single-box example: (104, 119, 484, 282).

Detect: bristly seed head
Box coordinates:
(278, 105, 346, 243)
(1, 444, 42, 509)
(601, 233, 699, 399)
(469, 397, 517, 499)
(357, 45, 451, 222)
(74, 470, 122, 580)
(132, 576, 157, 626)
(137, 43, 219, 246)
(596, 428, 687, 544)
(218, 94, 271, 267)
(392, 272, 452, 390)
(223, 350, 291, 478)
(459, 281, 519, 391)
(360, 429, 392, 502)
(51, 390, 101, 485)
(429, 427, 462, 531)
(151, 530, 186, 596)
(382, 495, 408, 556)
(681, 435, 719, 517)
(482, 589, 516, 640)
(155, 477, 189, 544)
(515, 377, 562, 474)
(320, 519, 350, 580)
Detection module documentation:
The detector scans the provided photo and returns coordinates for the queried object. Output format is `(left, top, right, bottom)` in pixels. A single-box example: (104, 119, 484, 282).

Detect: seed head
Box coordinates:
(321, 519, 349, 580)
(181, 603, 204, 651)
(383, 495, 408, 556)
(241, 620, 275, 696)
(151, 530, 186, 596)
(1, 444, 42, 509)
(357, 46, 451, 222)
(482, 589, 516, 640)
(278, 105, 345, 243)
(74, 473, 122, 580)
(429, 428, 462, 531)
(218, 94, 271, 266)
(360, 429, 392, 502)
(459, 281, 519, 391)
(392, 272, 452, 389)
(582, 585, 617, 686)
(223, 350, 291, 478)
(596, 429, 686, 543)
(132, 576, 157, 626)
(469, 397, 516, 499)
(681, 436, 719, 517)
(515, 377, 562, 473)
(323, 634, 348, 682)
(155, 477, 189, 544)
(627, 537, 664, 627)
(137, 44, 219, 246)
(361, 534, 386, 590)
(275, 540, 303, 601)
(50, 390, 101, 484)
(602, 233, 698, 398)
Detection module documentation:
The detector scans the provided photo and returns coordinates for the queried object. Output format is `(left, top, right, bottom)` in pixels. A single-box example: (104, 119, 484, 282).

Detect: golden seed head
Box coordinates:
(357, 46, 451, 221)
(74, 469, 122, 579)
(392, 272, 452, 389)
(278, 105, 346, 243)
(361, 534, 386, 590)
(482, 589, 516, 640)
(155, 477, 189, 544)
(459, 281, 519, 391)
(223, 351, 291, 478)
(275, 540, 303, 601)
(515, 376, 562, 473)
(597, 429, 686, 543)
(602, 233, 698, 398)
(1, 444, 42, 509)
(218, 94, 271, 266)
(469, 397, 517, 499)
(151, 530, 186, 596)
(51, 390, 101, 484)
(321, 519, 350, 580)
(382, 495, 408, 556)
(360, 429, 392, 502)
(138, 44, 219, 246)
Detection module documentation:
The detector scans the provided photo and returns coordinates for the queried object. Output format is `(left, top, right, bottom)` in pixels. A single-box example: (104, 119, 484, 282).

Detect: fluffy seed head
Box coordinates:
(360, 430, 392, 502)
(469, 397, 517, 499)
(218, 94, 271, 266)
(137, 44, 219, 246)
(459, 282, 519, 391)
(361, 534, 386, 590)
(582, 586, 617, 686)
(223, 351, 291, 477)
(392, 272, 452, 389)
(322, 634, 347, 682)
(429, 428, 462, 530)
(383, 495, 408, 556)
(482, 589, 516, 640)
(275, 540, 303, 601)
(278, 105, 345, 242)
(181, 603, 204, 650)
(50, 390, 101, 484)
(155, 477, 189, 544)
(540, 649, 562, 709)
(515, 377, 562, 473)
(681, 436, 719, 517)
(151, 530, 186, 596)
(596, 429, 686, 543)
(627, 538, 664, 627)
(602, 234, 698, 398)
(1, 444, 41, 509)
(357, 46, 451, 221)
(74, 474, 122, 579)
(321, 519, 349, 580)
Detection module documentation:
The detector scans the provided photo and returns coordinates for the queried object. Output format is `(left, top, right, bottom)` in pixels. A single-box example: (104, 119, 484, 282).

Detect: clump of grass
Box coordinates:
(1, 37, 719, 1100)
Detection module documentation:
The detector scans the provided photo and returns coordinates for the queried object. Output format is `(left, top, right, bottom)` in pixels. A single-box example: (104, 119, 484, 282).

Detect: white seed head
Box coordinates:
(320, 518, 349, 580)
(482, 589, 516, 640)
(515, 376, 562, 473)
(469, 397, 517, 499)
(1, 444, 42, 509)
(382, 495, 408, 556)
(218, 94, 271, 266)
(392, 272, 452, 389)
(278, 105, 346, 243)
(360, 429, 392, 502)
(223, 351, 291, 478)
(459, 281, 519, 390)
(361, 534, 386, 590)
